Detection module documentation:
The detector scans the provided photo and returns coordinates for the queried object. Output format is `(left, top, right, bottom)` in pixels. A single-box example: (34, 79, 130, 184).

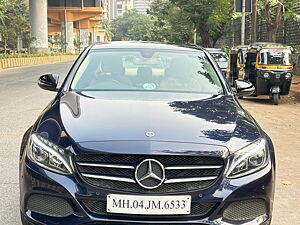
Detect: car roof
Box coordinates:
(91, 41, 204, 52)
(206, 48, 223, 52)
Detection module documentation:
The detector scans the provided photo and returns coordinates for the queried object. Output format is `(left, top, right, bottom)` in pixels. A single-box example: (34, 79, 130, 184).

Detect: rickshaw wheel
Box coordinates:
(273, 94, 279, 105)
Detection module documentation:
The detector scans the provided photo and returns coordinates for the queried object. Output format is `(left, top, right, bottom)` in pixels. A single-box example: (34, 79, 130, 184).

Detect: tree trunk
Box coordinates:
(264, 0, 282, 42)
(268, 28, 277, 42)
(17, 36, 22, 52)
(198, 24, 212, 47)
(251, 0, 257, 42)
(4, 38, 7, 54)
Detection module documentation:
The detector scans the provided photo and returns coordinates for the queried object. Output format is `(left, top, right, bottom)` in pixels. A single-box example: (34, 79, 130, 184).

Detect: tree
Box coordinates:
(110, 10, 155, 41)
(170, 0, 233, 47)
(0, 0, 30, 53)
(148, 0, 195, 44)
(74, 39, 83, 53)
(262, 0, 297, 42)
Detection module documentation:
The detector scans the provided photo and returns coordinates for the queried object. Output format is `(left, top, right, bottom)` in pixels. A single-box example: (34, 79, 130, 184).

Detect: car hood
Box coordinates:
(52, 91, 261, 152)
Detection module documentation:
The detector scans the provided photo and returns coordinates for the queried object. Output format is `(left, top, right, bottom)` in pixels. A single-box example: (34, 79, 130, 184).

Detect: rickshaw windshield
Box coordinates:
(258, 49, 292, 66)
(210, 52, 228, 62)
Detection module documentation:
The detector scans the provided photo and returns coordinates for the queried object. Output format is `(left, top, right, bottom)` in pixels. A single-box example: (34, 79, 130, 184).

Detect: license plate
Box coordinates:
(107, 194, 191, 215)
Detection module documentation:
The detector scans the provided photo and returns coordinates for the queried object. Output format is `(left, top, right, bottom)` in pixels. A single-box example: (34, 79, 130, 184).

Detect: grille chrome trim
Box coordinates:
(82, 173, 136, 183)
(165, 165, 223, 170)
(76, 154, 225, 193)
(165, 176, 218, 184)
(77, 162, 134, 169)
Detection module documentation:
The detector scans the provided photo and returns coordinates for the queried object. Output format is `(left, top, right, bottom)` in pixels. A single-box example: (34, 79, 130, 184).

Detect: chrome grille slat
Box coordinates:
(165, 176, 218, 184)
(82, 173, 136, 183)
(77, 162, 134, 169)
(165, 165, 222, 170)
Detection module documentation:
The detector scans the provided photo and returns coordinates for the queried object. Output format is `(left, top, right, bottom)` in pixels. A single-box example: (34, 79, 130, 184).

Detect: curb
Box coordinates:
(0, 55, 78, 70)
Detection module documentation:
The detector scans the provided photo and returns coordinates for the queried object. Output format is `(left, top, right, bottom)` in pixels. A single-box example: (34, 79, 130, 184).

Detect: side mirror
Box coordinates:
(234, 80, 255, 97)
(38, 74, 59, 91)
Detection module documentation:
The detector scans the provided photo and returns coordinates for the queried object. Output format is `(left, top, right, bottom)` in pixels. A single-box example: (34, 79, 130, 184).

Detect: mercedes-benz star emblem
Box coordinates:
(145, 131, 155, 137)
(135, 159, 165, 189)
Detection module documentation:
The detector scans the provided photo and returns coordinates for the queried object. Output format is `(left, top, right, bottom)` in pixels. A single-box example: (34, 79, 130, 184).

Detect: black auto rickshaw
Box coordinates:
(241, 42, 293, 105)
(226, 45, 248, 86)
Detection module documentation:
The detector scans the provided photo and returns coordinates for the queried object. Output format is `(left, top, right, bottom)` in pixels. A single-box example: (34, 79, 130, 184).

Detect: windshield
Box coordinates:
(210, 52, 229, 62)
(71, 49, 224, 95)
(259, 49, 292, 65)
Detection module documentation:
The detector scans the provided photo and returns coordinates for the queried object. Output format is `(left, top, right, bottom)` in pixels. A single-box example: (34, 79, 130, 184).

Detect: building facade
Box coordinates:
(47, 0, 108, 52)
(132, 0, 152, 14)
(109, 0, 132, 21)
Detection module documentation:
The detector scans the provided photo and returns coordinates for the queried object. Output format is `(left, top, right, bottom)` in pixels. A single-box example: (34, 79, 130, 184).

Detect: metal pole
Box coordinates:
(64, 9, 67, 53)
(194, 29, 197, 45)
(241, 0, 246, 45)
(78, 20, 81, 52)
(283, 5, 286, 44)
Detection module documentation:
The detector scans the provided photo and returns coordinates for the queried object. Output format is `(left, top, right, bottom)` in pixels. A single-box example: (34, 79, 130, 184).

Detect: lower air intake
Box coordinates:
(27, 194, 74, 217)
(223, 199, 267, 221)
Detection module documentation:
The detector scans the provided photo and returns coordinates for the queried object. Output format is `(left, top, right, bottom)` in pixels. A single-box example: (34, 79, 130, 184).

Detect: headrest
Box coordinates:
(101, 55, 124, 76)
(137, 67, 152, 78)
(167, 57, 191, 78)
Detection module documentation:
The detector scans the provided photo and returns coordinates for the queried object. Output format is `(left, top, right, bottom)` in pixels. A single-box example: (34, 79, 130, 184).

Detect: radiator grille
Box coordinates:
(76, 154, 224, 193)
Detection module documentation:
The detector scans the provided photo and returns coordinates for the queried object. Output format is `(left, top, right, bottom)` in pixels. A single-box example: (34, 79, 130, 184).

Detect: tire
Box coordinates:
(273, 93, 279, 105)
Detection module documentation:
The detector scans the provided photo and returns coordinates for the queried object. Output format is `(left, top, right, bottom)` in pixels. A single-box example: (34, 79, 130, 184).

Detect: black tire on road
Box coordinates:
(273, 93, 279, 105)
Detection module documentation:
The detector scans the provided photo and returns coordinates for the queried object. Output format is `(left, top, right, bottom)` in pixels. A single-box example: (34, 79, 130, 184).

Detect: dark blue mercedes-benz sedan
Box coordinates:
(19, 42, 275, 225)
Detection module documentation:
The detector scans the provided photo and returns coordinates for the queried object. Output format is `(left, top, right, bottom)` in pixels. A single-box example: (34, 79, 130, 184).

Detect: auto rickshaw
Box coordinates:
(241, 42, 293, 105)
(226, 45, 248, 86)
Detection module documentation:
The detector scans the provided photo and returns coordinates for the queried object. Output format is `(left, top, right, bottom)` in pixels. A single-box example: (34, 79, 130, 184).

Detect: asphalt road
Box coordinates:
(0, 62, 299, 225)
(0, 62, 71, 225)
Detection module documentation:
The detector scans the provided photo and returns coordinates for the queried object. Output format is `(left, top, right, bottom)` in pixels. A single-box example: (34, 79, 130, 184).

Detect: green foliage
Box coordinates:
(0, 0, 31, 52)
(109, 1, 234, 47)
(293, 45, 300, 53)
(74, 39, 83, 53)
(102, 19, 112, 41)
(110, 10, 155, 41)
(0, 52, 76, 59)
(49, 34, 67, 52)
(170, 0, 234, 47)
(148, 0, 195, 44)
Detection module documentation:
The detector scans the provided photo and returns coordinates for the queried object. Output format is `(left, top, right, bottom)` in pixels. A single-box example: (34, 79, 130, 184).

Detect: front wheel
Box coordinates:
(273, 93, 279, 105)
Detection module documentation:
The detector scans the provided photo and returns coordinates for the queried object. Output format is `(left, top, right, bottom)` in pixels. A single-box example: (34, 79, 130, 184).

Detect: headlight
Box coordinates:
(226, 139, 269, 178)
(285, 73, 292, 79)
(27, 133, 73, 175)
(263, 73, 270, 79)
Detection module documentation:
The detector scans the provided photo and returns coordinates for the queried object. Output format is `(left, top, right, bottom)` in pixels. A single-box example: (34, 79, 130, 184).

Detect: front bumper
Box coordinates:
(20, 156, 274, 225)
